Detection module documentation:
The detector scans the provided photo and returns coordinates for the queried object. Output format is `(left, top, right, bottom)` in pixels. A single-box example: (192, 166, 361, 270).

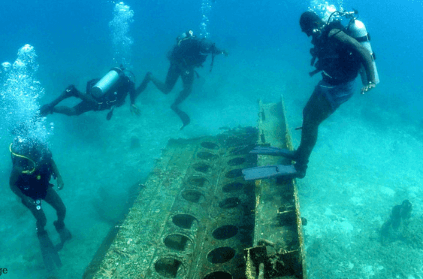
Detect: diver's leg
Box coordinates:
(171, 69, 194, 130)
(52, 101, 93, 116)
(40, 85, 81, 116)
(44, 188, 71, 249)
(22, 197, 47, 233)
(150, 64, 180, 94)
(51, 106, 78, 116)
(295, 87, 333, 175)
(135, 72, 152, 96)
(40, 85, 97, 116)
(44, 188, 66, 224)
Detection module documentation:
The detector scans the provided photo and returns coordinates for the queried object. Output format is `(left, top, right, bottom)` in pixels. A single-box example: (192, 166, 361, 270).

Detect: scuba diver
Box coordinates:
(136, 30, 228, 130)
(40, 66, 145, 120)
(243, 10, 378, 180)
(9, 134, 71, 272)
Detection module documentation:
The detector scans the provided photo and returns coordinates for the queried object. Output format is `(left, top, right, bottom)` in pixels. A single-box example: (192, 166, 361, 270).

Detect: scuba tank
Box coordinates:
(91, 67, 123, 99)
(327, 10, 380, 85)
(347, 18, 380, 85)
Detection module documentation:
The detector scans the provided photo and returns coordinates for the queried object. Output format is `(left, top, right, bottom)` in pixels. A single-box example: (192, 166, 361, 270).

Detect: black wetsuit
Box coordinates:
(137, 36, 224, 129)
(10, 140, 66, 231)
(41, 74, 136, 119)
(67, 75, 136, 115)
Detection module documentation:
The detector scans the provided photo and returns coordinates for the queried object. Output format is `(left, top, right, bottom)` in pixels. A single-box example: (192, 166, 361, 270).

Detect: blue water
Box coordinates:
(1, 0, 423, 278)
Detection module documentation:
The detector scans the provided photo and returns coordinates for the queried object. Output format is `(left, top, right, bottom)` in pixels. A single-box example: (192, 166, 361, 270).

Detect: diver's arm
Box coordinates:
(50, 159, 64, 190)
(129, 81, 137, 105)
(130, 80, 143, 116)
(9, 168, 26, 199)
(9, 168, 34, 205)
(200, 39, 228, 56)
(330, 29, 375, 85)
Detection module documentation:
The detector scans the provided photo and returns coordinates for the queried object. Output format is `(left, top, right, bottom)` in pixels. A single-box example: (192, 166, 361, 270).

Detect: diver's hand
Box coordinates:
(361, 82, 376, 94)
(57, 176, 64, 190)
(130, 104, 141, 116)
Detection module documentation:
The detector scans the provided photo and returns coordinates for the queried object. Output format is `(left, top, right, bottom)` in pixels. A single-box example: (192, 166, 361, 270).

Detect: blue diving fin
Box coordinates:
(242, 164, 298, 181)
(37, 231, 62, 272)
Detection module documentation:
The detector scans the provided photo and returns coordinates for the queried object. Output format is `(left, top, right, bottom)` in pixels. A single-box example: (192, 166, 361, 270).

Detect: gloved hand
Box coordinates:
(57, 176, 64, 190)
(361, 81, 376, 94)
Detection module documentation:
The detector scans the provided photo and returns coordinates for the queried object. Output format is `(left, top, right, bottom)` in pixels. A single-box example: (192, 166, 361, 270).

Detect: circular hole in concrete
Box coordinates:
(227, 157, 245, 166)
(201, 142, 219, 150)
(207, 247, 236, 264)
(203, 271, 233, 279)
(188, 176, 207, 187)
(164, 234, 191, 251)
(212, 225, 239, 240)
(225, 169, 243, 178)
(182, 190, 203, 203)
(154, 258, 184, 278)
(222, 182, 244, 193)
(219, 198, 241, 209)
(172, 214, 197, 229)
(197, 152, 217, 160)
(193, 163, 211, 173)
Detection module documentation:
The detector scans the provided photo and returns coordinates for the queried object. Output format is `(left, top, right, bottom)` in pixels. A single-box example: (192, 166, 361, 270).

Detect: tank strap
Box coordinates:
(355, 33, 370, 43)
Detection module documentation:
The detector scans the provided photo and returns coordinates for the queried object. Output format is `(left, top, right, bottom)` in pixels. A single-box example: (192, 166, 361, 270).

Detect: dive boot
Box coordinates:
(53, 221, 72, 251)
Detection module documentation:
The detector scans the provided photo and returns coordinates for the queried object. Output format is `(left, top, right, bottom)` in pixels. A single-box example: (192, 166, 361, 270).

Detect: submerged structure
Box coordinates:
(84, 99, 307, 279)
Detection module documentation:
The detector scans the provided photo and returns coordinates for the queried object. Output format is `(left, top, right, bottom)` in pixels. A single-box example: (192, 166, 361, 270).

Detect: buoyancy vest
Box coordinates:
(10, 139, 53, 199)
(168, 37, 209, 68)
(310, 21, 362, 84)
(87, 76, 133, 109)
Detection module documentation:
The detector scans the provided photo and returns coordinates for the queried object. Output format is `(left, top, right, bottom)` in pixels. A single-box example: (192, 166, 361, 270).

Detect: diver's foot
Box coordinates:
(180, 119, 191, 130)
(53, 221, 72, 251)
(39, 104, 54, 116)
(293, 163, 307, 179)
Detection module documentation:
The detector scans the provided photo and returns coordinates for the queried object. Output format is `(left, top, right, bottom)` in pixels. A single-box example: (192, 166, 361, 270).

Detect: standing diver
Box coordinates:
(243, 11, 377, 180)
(9, 133, 71, 273)
(40, 66, 146, 120)
(136, 30, 228, 130)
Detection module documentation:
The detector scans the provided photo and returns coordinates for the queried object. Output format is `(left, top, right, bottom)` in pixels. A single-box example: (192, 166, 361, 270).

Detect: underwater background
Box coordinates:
(1, 0, 423, 278)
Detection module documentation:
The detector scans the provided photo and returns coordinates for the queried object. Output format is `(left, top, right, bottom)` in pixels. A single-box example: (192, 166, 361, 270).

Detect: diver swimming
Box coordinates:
(39, 66, 144, 120)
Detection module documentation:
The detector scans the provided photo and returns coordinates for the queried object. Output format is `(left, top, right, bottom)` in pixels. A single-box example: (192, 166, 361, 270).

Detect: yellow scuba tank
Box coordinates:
(91, 67, 123, 99)
(347, 18, 380, 85)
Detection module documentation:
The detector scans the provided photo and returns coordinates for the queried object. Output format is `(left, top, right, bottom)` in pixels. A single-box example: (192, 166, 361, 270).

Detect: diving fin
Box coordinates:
(242, 164, 298, 181)
(37, 231, 62, 272)
(250, 146, 296, 160)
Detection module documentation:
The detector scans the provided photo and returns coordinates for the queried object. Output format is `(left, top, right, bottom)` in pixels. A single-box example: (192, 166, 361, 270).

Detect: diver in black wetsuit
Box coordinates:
(9, 135, 71, 271)
(136, 30, 228, 130)
(40, 67, 144, 120)
(292, 11, 376, 177)
(243, 11, 377, 181)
